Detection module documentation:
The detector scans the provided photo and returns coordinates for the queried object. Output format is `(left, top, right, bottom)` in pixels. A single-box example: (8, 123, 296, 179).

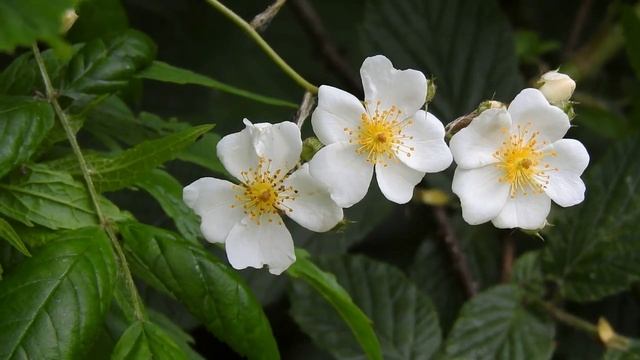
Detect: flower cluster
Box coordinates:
(184, 55, 589, 274)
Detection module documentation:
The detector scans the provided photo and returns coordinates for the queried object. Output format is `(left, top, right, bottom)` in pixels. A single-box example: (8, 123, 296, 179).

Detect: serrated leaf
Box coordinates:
(135, 169, 200, 243)
(138, 61, 298, 108)
(0, 227, 117, 359)
(287, 250, 382, 360)
(622, 6, 640, 79)
(361, 0, 522, 120)
(0, 217, 29, 256)
(542, 135, 640, 301)
(0, 164, 126, 230)
(290, 255, 441, 360)
(63, 30, 156, 96)
(0, 0, 72, 53)
(0, 96, 54, 178)
(111, 321, 188, 360)
(120, 222, 279, 360)
(444, 284, 554, 359)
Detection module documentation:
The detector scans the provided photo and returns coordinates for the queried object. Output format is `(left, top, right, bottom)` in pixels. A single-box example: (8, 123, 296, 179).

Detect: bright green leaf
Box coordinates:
(290, 254, 441, 360)
(0, 96, 54, 178)
(120, 222, 280, 360)
(0, 217, 29, 256)
(0, 227, 117, 359)
(138, 61, 297, 108)
(444, 285, 554, 359)
(111, 321, 188, 360)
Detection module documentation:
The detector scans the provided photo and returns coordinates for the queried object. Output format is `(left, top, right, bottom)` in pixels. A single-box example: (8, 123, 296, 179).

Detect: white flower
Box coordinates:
(538, 70, 576, 105)
(309, 55, 452, 207)
(183, 120, 343, 275)
(450, 88, 589, 230)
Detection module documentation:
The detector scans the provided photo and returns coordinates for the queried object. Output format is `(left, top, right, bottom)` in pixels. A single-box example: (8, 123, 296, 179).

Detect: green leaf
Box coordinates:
(0, 227, 117, 359)
(138, 61, 298, 108)
(135, 169, 200, 243)
(67, 0, 129, 42)
(444, 284, 555, 359)
(0, 217, 30, 256)
(120, 222, 279, 360)
(289, 254, 441, 360)
(111, 321, 188, 360)
(622, 6, 640, 79)
(0, 96, 54, 178)
(604, 339, 640, 360)
(63, 30, 156, 96)
(176, 133, 226, 175)
(52, 124, 214, 192)
(542, 135, 640, 301)
(0, 47, 70, 96)
(0, 164, 125, 230)
(361, 0, 522, 120)
(287, 250, 382, 360)
(0, 0, 72, 53)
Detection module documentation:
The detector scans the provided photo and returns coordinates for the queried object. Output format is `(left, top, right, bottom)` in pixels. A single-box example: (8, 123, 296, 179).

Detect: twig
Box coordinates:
(565, 0, 593, 57)
(501, 232, 516, 282)
(250, 0, 287, 32)
(432, 206, 478, 297)
(295, 91, 315, 128)
(32, 44, 145, 321)
(288, 0, 361, 95)
(205, 0, 318, 94)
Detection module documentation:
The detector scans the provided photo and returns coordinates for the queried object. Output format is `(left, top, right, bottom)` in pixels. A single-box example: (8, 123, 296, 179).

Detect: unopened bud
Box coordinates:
(416, 188, 450, 206)
(537, 70, 576, 106)
(426, 79, 437, 104)
(598, 317, 629, 350)
(478, 100, 506, 113)
(60, 9, 79, 34)
(300, 137, 324, 162)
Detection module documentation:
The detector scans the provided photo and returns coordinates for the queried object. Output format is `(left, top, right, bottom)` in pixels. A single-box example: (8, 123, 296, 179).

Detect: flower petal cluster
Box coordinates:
(450, 88, 589, 230)
(309, 55, 452, 207)
(183, 120, 343, 274)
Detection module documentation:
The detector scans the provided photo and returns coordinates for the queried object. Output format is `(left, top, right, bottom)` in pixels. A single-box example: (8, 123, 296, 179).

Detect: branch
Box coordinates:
(501, 232, 515, 282)
(250, 0, 287, 32)
(564, 0, 594, 56)
(432, 206, 478, 297)
(32, 44, 145, 321)
(295, 91, 315, 128)
(289, 0, 361, 95)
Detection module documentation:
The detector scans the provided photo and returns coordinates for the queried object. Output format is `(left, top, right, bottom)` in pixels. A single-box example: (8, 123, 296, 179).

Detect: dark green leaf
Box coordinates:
(604, 339, 640, 360)
(0, 164, 126, 230)
(63, 30, 156, 96)
(0, 0, 72, 53)
(444, 285, 554, 359)
(0, 227, 117, 359)
(67, 0, 129, 42)
(0, 96, 54, 178)
(287, 250, 382, 360)
(138, 61, 298, 108)
(361, 0, 522, 120)
(0, 217, 30, 256)
(135, 169, 200, 243)
(120, 222, 279, 360)
(111, 321, 188, 360)
(0, 48, 69, 96)
(176, 133, 226, 175)
(622, 6, 640, 79)
(290, 255, 441, 360)
(542, 135, 640, 301)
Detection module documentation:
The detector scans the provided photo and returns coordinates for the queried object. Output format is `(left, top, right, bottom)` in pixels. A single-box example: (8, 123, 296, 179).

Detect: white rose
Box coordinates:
(538, 70, 576, 105)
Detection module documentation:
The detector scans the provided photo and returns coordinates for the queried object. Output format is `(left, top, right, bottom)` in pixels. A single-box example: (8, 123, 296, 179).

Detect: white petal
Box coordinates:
(308, 142, 373, 208)
(360, 55, 427, 117)
(311, 85, 366, 145)
(399, 110, 452, 172)
(281, 164, 343, 232)
(183, 177, 243, 243)
(492, 191, 551, 230)
(507, 88, 570, 144)
(216, 124, 259, 181)
(452, 166, 510, 225)
(375, 160, 425, 204)
(543, 139, 590, 207)
(225, 214, 295, 275)
(246, 119, 302, 173)
(449, 108, 511, 169)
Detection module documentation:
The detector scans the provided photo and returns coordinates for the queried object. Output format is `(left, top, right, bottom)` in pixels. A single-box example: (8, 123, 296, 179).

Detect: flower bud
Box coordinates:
(60, 9, 79, 34)
(537, 70, 576, 105)
(478, 100, 506, 113)
(426, 79, 437, 104)
(300, 137, 324, 162)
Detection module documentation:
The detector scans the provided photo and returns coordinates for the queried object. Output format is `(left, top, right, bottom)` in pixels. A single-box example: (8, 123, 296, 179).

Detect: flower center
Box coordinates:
(494, 124, 557, 197)
(344, 101, 415, 165)
(234, 158, 297, 224)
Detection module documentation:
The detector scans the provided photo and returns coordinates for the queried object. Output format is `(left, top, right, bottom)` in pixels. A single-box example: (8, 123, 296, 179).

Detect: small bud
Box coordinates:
(416, 188, 450, 206)
(300, 137, 324, 162)
(537, 70, 576, 106)
(60, 9, 79, 34)
(478, 100, 506, 113)
(426, 79, 437, 104)
(598, 317, 629, 350)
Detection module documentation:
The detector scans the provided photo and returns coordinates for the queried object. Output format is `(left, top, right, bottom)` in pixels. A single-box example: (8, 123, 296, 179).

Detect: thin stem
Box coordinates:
(32, 44, 145, 321)
(501, 232, 515, 282)
(205, 0, 318, 94)
(295, 91, 315, 128)
(250, 0, 287, 32)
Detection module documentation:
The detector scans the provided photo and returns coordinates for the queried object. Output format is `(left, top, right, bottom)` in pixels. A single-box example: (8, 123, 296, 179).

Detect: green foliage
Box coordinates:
(119, 222, 280, 360)
(0, 97, 54, 178)
(0, 227, 117, 359)
(287, 250, 382, 360)
(290, 255, 441, 360)
(111, 321, 188, 360)
(622, 6, 640, 79)
(0, 217, 30, 256)
(444, 285, 555, 359)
